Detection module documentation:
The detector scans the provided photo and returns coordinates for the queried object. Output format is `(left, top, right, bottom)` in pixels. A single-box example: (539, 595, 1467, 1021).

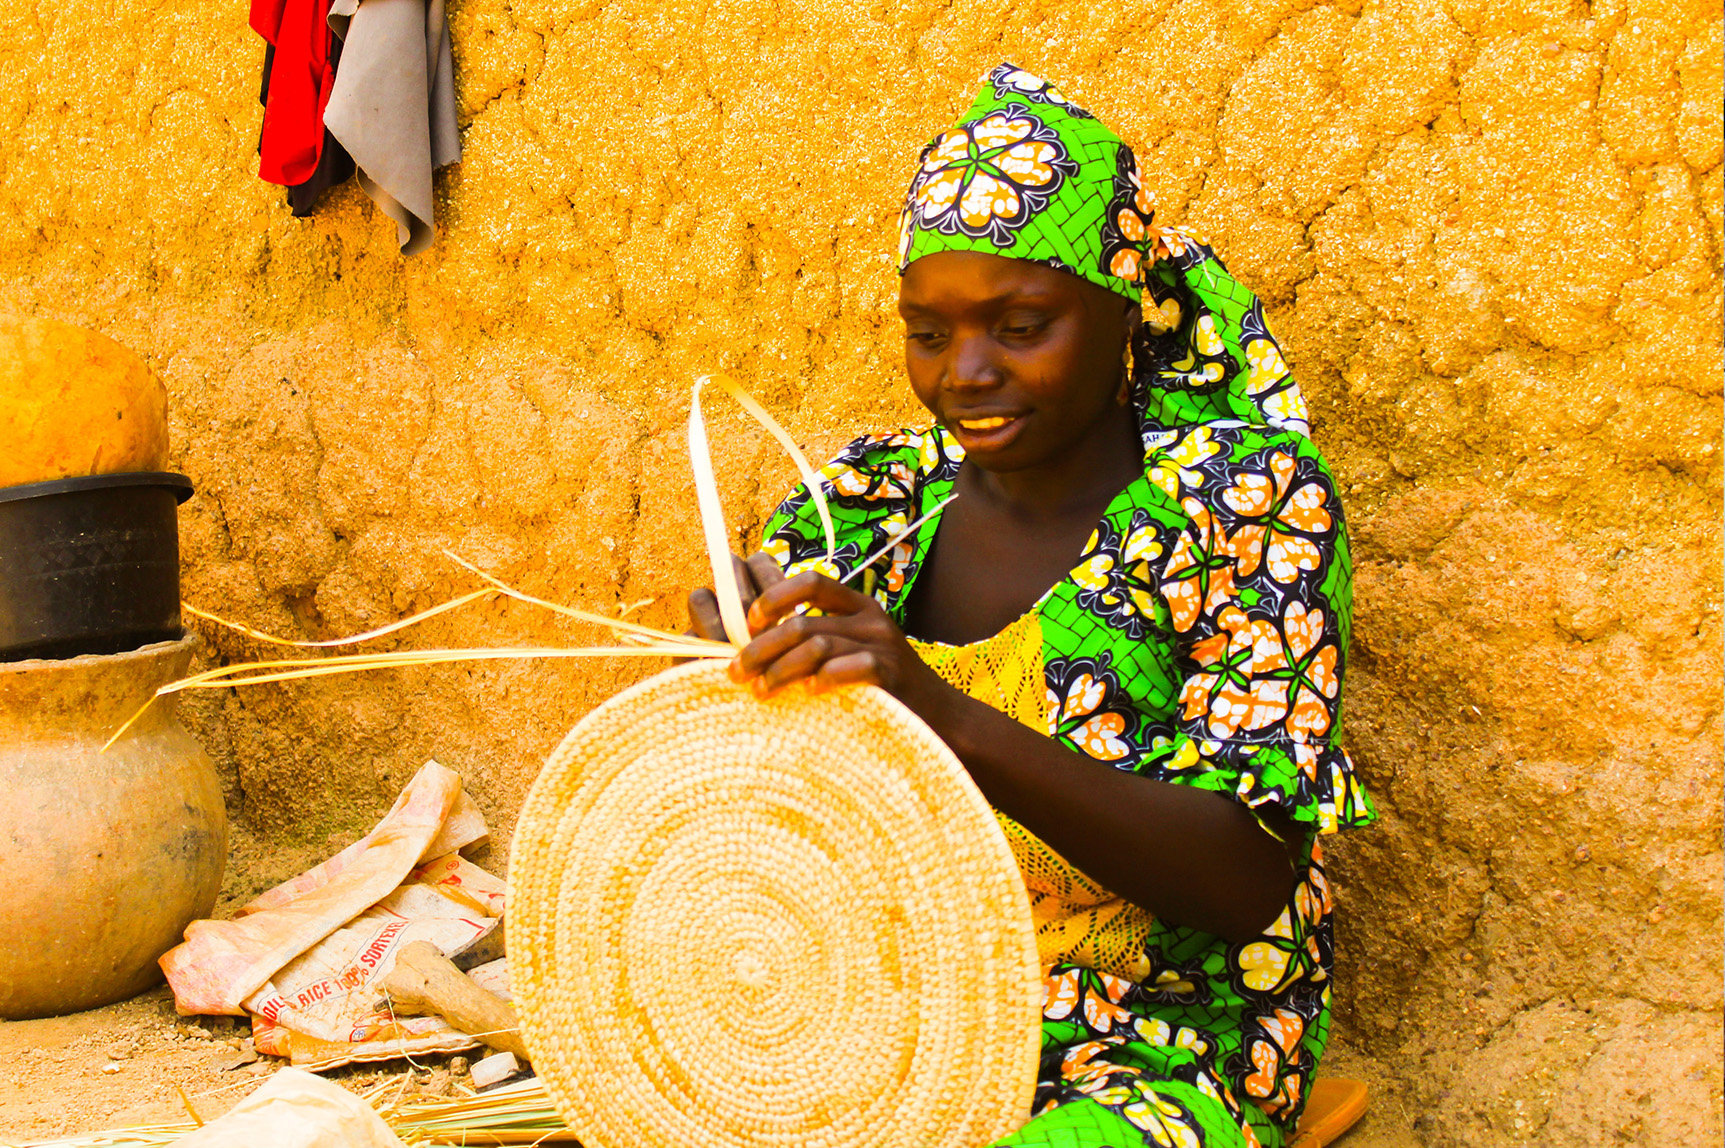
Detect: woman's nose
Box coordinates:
(947, 333, 1002, 391)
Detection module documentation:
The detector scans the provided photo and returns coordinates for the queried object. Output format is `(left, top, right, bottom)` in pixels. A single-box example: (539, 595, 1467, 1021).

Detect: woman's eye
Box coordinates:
(906, 330, 946, 346)
(999, 316, 1048, 338)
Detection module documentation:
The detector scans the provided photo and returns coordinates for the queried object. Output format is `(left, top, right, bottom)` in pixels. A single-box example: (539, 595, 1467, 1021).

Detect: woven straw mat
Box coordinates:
(510, 661, 1041, 1148)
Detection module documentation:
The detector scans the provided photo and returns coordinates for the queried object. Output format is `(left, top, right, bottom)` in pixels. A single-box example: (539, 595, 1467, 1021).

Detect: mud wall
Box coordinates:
(0, 0, 1717, 1143)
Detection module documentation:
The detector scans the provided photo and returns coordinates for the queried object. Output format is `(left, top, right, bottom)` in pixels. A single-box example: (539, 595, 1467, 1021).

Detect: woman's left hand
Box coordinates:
(730, 572, 948, 718)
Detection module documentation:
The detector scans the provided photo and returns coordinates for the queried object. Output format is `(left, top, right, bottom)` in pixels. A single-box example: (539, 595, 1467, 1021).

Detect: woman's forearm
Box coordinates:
(725, 570, 1300, 941)
(912, 680, 1297, 942)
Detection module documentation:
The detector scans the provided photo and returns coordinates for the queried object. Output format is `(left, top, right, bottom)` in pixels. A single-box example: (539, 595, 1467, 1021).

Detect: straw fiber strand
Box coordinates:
(510, 662, 1041, 1148)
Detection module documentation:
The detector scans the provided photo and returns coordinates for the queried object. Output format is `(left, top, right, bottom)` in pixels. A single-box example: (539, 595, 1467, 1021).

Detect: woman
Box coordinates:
(688, 64, 1375, 1148)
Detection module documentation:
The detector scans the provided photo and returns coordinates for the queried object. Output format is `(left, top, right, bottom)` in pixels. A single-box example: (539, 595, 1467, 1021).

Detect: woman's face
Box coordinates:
(897, 251, 1137, 474)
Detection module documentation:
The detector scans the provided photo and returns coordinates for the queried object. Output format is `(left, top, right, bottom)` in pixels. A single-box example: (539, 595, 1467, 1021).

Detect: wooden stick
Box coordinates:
(382, 941, 529, 1061)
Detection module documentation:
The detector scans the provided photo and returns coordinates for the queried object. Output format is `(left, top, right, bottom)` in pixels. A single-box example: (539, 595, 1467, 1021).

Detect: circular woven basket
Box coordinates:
(510, 661, 1041, 1148)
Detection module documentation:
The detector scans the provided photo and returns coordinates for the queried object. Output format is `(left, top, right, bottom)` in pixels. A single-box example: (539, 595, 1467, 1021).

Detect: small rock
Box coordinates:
(1553, 604, 1618, 642)
(101, 1062, 122, 1075)
(471, 1050, 522, 1090)
(223, 1039, 261, 1072)
(104, 1043, 133, 1061)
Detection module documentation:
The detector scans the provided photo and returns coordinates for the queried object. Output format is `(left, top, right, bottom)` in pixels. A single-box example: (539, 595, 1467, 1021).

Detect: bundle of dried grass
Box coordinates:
(14, 1123, 196, 1148)
(378, 1077, 579, 1144)
(10, 1074, 578, 1148)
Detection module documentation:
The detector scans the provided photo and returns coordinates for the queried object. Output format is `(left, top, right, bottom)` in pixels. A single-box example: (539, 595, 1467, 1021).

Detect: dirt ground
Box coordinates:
(0, 824, 495, 1145)
(0, 986, 476, 1144)
(0, 982, 1418, 1146)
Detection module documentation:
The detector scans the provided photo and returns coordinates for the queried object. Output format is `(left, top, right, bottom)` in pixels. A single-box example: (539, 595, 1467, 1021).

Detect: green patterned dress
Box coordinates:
(761, 61, 1377, 1148)
(764, 406, 1374, 1147)
(759, 263, 1379, 1148)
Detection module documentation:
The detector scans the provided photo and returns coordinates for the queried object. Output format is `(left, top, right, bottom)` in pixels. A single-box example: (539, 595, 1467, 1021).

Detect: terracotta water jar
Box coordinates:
(0, 635, 226, 1018)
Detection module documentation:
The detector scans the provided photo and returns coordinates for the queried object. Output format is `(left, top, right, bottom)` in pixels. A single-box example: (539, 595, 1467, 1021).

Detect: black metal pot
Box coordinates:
(0, 472, 192, 661)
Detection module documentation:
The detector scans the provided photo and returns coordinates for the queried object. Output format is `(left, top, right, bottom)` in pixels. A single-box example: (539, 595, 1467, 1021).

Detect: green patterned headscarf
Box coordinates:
(897, 63, 1311, 437)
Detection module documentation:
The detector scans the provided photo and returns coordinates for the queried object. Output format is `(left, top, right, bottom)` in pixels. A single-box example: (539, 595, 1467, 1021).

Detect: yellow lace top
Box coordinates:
(908, 610, 1155, 981)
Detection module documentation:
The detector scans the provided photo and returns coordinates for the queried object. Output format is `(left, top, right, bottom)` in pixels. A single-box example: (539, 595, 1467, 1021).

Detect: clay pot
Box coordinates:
(0, 635, 227, 1019)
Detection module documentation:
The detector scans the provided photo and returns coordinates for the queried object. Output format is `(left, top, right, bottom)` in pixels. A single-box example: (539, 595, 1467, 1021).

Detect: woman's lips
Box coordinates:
(948, 412, 1027, 450)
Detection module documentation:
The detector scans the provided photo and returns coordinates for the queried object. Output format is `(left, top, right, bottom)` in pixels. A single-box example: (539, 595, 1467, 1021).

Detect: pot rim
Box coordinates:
(0, 472, 194, 506)
(0, 632, 198, 674)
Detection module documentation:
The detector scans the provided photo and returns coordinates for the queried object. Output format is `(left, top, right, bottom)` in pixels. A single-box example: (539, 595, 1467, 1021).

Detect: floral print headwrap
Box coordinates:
(898, 63, 1311, 437)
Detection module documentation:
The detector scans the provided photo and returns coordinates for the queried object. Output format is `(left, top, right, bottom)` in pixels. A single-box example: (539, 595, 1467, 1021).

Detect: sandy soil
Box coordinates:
(0, 986, 469, 1145)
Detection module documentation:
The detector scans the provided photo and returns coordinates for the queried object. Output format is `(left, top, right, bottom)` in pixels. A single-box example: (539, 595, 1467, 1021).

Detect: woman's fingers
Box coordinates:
(722, 567, 926, 703)
(745, 552, 786, 592)
(687, 587, 728, 642)
(728, 553, 762, 616)
(689, 552, 789, 643)
(748, 570, 875, 630)
(697, 559, 900, 695)
(741, 553, 785, 634)
(730, 612, 853, 681)
(807, 651, 885, 693)
(749, 630, 856, 695)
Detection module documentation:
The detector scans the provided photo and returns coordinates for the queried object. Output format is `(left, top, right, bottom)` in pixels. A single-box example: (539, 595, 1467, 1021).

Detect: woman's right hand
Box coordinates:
(686, 552, 786, 643)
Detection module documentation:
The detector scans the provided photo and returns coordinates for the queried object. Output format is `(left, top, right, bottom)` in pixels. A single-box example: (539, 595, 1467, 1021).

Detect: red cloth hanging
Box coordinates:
(251, 0, 337, 187)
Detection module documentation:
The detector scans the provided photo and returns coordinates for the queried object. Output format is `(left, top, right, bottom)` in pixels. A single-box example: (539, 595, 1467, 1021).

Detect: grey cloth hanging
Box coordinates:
(325, 0, 460, 255)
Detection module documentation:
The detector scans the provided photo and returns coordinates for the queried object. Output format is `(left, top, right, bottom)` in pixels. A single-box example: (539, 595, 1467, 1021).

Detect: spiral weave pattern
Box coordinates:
(510, 662, 1041, 1148)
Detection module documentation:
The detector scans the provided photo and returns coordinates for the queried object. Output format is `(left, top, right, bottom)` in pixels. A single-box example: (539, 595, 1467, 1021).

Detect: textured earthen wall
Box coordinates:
(0, 0, 1717, 1142)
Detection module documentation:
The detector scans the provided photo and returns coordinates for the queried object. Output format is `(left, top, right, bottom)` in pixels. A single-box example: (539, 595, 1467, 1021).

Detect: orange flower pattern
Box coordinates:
(1047, 655, 1138, 762)
(906, 107, 1076, 247)
(1100, 147, 1158, 285)
(1218, 451, 1334, 584)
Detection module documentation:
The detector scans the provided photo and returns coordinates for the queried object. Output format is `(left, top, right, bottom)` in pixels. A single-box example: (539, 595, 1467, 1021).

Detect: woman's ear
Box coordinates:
(1118, 300, 1141, 405)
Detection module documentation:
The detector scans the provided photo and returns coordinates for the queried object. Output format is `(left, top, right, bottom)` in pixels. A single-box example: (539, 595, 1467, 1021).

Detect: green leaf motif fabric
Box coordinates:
(764, 419, 1375, 1147)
